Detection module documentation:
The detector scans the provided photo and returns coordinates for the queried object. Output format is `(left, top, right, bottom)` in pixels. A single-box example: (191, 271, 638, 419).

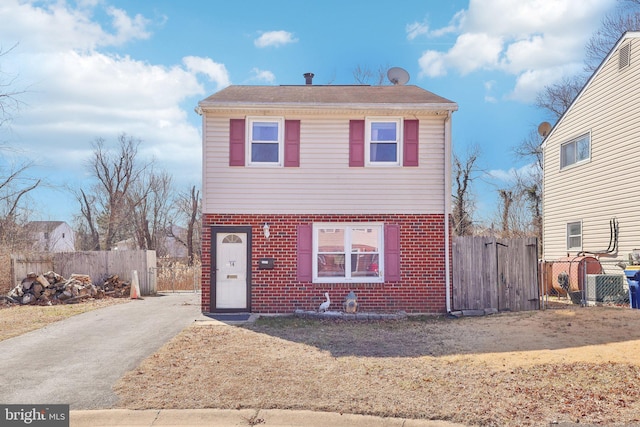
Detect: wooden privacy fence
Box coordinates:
(10, 250, 157, 295)
(452, 236, 539, 312)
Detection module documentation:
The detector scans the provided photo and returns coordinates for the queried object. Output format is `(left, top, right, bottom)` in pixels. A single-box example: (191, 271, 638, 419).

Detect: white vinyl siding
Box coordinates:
(543, 34, 640, 260)
(203, 115, 446, 215)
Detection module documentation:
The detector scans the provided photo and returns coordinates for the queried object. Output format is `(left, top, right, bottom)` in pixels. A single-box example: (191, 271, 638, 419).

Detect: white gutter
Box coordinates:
(444, 111, 452, 313)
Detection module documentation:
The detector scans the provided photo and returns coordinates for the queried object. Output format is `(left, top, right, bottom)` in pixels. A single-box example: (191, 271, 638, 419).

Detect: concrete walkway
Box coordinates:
(0, 293, 203, 409)
(70, 409, 467, 426)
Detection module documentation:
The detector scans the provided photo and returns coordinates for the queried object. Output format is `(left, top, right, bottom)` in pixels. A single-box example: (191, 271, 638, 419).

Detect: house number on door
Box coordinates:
(229, 260, 236, 267)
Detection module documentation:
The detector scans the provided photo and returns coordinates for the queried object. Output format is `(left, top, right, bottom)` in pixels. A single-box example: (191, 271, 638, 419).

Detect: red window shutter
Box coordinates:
(284, 120, 300, 167)
(403, 119, 419, 166)
(229, 118, 245, 166)
(349, 120, 365, 167)
(384, 224, 401, 281)
(297, 224, 313, 281)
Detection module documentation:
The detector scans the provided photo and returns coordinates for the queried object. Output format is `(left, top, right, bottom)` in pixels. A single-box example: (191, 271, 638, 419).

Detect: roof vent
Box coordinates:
(619, 42, 631, 70)
(303, 72, 314, 85)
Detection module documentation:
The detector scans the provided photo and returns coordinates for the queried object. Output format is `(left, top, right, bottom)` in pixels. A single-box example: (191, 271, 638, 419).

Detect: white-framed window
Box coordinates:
(313, 223, 383, 283)
(247, 117, 284, 166)
(560, 133, 590, 169)
(567, 221, 582, 250)
(366, 118, 402, 165)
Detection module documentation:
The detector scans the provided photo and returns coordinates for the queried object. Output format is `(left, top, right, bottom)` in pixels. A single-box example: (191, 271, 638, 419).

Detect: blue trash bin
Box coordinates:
(624, 268, 640, 309)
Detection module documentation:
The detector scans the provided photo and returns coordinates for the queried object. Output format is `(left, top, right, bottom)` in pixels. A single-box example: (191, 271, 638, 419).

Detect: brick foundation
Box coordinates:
(201, 214, 451, 314)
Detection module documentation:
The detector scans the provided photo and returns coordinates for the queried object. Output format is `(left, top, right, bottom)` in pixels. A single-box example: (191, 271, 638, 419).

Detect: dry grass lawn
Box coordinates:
(114, 306, 640, 426)
(0, 298, 130, 341)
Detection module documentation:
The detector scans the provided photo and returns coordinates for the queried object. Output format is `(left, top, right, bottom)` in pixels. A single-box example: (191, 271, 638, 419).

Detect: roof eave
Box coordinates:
(198, 101, 459, 112)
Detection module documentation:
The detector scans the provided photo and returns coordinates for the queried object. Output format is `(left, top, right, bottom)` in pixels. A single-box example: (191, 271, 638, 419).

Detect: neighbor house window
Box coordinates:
(567, 221, 582, 250)
(366, 118, 401, 165)
(560, 134, 590, 169)
(313, 224, 383, 283)
(247, 117, 283, 165)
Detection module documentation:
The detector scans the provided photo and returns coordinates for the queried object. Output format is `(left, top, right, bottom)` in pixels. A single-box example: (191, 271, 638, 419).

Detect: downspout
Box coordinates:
(444, 110, 452, 313)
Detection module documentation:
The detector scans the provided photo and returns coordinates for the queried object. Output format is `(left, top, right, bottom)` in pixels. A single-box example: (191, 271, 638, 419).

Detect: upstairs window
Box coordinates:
(248, 117, 283, 165)
(366, 118, 401, 165)
(560, 134, 590, 169)
(567, 221, 582, 250)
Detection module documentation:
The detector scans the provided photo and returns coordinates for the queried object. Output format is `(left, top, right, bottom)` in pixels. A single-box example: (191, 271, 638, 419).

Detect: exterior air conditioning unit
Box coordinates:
(585, 274, 626, 303)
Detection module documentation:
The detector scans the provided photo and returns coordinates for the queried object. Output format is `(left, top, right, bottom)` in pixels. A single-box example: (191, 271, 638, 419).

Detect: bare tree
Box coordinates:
(537, 0, 640, 120)
(535, 75, 586, 121)
(129, 170, 173, 254)
(0, 164, 39, 249)
(353, 64, 391, 85)
(0, 43, 25, 131)
(0, 45, 39, 249)
(170, 185, 201, 265)
(585, 0, 640, 73)
(78, 134, 152, 250)
(73, 188, 100, 250)
(452, 146, 480, 236)
(498, 189, 514, 236)
(512, 129, 544, 248)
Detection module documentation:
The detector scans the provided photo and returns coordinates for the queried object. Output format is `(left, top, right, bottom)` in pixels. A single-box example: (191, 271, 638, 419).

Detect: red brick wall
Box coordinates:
(201, 214, 451, 314)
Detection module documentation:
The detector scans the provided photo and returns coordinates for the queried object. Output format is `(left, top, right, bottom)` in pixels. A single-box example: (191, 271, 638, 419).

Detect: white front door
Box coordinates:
(215, 232, 248, 310)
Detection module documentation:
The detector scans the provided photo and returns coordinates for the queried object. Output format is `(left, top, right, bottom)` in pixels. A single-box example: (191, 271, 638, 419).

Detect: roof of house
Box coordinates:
(542, 31, 640, 146)
(25, 221, 68, 232)
(199, 85, 457, 111)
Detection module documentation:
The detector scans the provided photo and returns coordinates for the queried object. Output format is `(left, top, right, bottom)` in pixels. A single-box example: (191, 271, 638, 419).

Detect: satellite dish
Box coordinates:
(387, 67, 410, 85)
(537, 122, 552, 138)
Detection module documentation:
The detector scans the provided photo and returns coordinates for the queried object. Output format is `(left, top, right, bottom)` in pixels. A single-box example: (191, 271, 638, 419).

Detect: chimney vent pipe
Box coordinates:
(303, 72, 314, 85)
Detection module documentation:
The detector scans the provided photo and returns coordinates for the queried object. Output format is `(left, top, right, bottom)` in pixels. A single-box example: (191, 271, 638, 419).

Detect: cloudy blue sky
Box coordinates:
(0, 0, 617, 225)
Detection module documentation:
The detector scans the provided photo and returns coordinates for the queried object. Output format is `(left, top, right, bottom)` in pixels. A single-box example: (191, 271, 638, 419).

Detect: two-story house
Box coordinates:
(26, 221, 75, 252)
(542, 32, 640, 274)
(198, 75, 457, 314)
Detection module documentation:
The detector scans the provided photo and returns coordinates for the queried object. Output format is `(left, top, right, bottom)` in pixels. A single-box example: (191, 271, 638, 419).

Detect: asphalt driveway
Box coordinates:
(0, 293, 203, 409)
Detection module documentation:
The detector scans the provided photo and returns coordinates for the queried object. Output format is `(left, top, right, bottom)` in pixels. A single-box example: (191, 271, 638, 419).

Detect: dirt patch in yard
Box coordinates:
(115, 306, 640, 426)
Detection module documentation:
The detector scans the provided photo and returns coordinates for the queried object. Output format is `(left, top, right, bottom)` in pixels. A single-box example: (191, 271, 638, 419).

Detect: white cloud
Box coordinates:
(105, 7, 152, 45)
(184, 56, 231, 90)
(0, 0, 151, 52)
(447, 33, 503, 75)
(254, 30, 298, 48)
(0, 0, 234, 220)
(406, 21, 429, 41)
(484, 80, 497, 103)
(250, 68, 276, 84)
(417, 0, 617, 102)
(487, 162, 540, 184)
(418, 51, 447, 77)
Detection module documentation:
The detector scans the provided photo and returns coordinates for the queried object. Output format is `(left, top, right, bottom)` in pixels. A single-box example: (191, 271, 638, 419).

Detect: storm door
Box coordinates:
(211, 226, 251, 312)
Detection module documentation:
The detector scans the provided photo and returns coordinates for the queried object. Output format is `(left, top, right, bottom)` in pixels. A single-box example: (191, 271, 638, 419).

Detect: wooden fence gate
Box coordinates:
(452, 236, 539, 312)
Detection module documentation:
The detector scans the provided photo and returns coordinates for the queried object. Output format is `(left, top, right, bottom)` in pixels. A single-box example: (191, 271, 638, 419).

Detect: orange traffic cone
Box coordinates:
(130, 270, 142, 299)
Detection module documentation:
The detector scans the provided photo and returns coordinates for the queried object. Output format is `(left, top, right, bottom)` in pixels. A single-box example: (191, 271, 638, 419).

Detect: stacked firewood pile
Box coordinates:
(2, 272, 131, 306)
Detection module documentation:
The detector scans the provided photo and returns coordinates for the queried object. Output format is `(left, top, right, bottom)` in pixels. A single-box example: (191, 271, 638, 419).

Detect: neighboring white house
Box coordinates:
(26, 221, 75, 252)
(112, 225, 188, 259)
(542, 31, 640, 265)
